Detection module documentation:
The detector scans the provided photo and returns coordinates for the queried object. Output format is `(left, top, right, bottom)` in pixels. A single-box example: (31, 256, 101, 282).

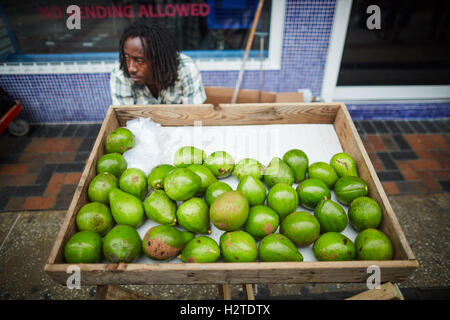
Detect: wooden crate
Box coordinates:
(45, 103, 418, 286)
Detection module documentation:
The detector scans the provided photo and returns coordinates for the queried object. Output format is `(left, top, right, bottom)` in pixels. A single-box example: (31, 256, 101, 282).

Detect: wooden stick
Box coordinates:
(231, 0, 265, 104)
(346, 282, 405, 300)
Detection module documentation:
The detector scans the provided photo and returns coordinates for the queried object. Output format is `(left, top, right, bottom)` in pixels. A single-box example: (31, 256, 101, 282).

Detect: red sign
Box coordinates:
(39, 4, 210, 19)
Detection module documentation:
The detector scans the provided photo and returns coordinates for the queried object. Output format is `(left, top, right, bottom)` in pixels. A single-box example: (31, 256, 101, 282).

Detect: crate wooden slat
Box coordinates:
(45, 103, 418, 286)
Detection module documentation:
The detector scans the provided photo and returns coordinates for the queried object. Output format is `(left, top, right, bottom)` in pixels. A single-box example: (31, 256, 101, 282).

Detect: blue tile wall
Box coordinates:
(0, 0, 448, 123)
(0, 74, 111, 123)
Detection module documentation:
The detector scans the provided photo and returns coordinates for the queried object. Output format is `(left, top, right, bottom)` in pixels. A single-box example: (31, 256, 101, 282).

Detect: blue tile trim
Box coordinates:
(347, 103, 450, 120)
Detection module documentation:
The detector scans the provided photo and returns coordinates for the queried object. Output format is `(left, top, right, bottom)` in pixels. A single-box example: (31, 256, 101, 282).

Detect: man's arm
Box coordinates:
(180, 58, 206, 105)
(110, 66, 135, 105)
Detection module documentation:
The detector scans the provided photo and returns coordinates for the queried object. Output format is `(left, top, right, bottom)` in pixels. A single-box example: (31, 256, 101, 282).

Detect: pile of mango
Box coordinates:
(64, 127, 394, 264)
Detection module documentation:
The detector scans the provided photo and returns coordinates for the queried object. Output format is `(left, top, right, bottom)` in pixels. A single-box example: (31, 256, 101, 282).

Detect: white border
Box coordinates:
(322, 0, 450, 102)
(320, 0, 352, 102)
(334, 85, 450, 101)
(0, 0, 285, 74)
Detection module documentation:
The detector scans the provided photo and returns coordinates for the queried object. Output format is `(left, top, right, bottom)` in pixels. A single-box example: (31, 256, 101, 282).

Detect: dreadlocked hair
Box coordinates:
(119, 20, 180, 90)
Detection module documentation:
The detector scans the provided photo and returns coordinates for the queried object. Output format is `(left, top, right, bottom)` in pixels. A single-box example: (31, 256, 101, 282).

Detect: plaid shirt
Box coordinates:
(110, 53, 206, 105)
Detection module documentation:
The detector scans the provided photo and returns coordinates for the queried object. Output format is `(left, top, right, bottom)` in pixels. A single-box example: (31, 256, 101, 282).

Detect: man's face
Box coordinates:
(123, 37, 151, 86)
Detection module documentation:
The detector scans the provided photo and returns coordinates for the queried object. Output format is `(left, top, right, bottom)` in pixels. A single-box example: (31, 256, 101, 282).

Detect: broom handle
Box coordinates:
(231, 0, 265, 104)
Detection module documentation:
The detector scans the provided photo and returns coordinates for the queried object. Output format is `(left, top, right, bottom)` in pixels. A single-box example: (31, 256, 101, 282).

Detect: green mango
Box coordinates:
(204, 151, 235, 178)
(204, 181, 232, 207)
(313, 232, 356, 261)
(105, 127, 135, 154)
(237, 175, 267, 206)
(103, 225, 141, 263)
(143, 190, 177, 225)
(267, 183, 299, 221)
(76, 202, 114, 236)
(87, 172, 118, 204)
(142, 225, 194, 260)
(176, 197, 210, 234)
(64, 231, 102, 263)
(187, 164, 218, 195)
(163, 168, 201, 201)
(234, 158, 264, 180)
(334, 176, 369, 206)
(330, 152, 359, 178)
(96, 153, 127, 178)
(244, 205, 279, 239)
(220, 230, 257, 262)
(355, 228, 393, 260)
(108, 188, 145, 228)
(296, 178, 331, 210)
(119, 168, 148, 200)
(263, 157, 294, 188)
(147, 164, 175, 190)
(314, 198, 348, 233)
(348, 197, 382, 231)
(280, 211, 320, 247)
(283, 149, 309, 183)
(174, 146, 206, 168)
(209, 191, 249, 231)
(180, 236, 221, 263)
(308, 162, 338, 189)
(259, 234, 303, 262)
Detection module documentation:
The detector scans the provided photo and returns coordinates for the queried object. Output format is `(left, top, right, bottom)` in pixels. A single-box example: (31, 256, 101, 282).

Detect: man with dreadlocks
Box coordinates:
(110, 20, 206, 105)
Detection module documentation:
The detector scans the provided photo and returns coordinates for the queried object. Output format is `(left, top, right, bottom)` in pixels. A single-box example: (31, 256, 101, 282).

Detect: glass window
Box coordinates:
(0, 0, 272, 62)
(337, 0, 450, 86)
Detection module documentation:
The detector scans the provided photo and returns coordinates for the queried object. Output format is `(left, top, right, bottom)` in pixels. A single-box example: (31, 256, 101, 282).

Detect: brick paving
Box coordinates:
(354, 120, 450, 195)
(0, 120, 449, 211)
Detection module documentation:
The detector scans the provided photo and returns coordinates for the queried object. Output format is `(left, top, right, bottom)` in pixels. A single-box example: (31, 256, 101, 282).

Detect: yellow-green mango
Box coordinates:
(174, 146, 206, 168)
(105, 127, 135, 154)
(163, 168, 201, 201)
(108, 188, 145, 228)
(313, 232, 355, 261)
(180, 236, 221, 263)
(237, 175, 266, 206)
(220, 230, 257, 262)
(330, 152, 359, 178)
(283, 149, 309, 183)
(103, 225, 141, 263)
(64, 231, 102, 263)
(259, 234, 303, 262)
(147, 164, 175, 190)
(263, 157, 294, 188)
(142, 225, 194, 260)
(143, 190, 177, 225)
(119, 168, 148, 200)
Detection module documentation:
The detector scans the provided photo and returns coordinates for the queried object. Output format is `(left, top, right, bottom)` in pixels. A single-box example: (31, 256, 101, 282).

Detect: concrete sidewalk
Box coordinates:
(0, 193, 448, 300)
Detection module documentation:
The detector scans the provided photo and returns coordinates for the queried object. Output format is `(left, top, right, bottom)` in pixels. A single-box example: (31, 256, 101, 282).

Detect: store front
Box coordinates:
(0, 0, 448, 122)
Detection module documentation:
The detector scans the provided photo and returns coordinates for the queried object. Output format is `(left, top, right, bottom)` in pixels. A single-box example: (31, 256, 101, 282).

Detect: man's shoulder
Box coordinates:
(110, 62, 129, 83)
(177, 53, 201, 79)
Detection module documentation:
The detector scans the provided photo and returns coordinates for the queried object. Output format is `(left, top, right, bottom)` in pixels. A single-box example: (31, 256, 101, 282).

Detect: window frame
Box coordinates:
(0, 0, 285, 74)
(321, 0, 450, 103)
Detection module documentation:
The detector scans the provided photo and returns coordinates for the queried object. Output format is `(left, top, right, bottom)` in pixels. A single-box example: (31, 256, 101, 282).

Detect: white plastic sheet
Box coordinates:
(119, 117, 358, 263)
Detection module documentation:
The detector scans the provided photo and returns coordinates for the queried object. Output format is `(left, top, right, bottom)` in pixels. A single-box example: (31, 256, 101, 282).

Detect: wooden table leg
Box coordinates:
(243, 284, 255, 300)
(218, 284, 232, 300)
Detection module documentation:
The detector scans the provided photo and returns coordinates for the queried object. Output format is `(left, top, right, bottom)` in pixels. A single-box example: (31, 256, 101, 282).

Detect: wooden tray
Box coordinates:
(45, 103, 418, 285)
